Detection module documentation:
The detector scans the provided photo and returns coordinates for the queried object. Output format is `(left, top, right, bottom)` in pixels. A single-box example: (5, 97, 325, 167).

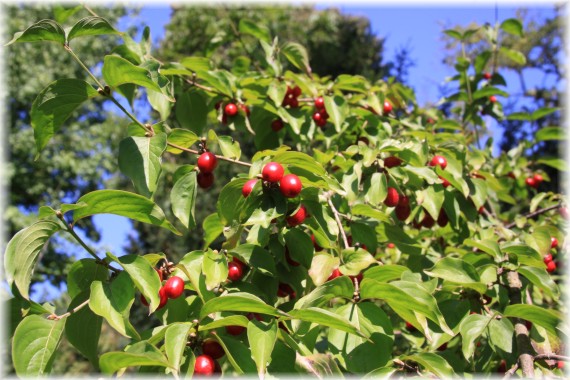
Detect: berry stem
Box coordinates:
(49, 299, 90, 321)
(167, 142, 252, 167)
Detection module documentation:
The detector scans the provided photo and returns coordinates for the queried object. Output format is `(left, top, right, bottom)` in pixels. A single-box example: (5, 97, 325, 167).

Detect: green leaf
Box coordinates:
(333, 74, 369, 93)
(503, 304, 562, 336)
(536, 157, 567, 171)
(350, 204, 391, 223)
(365, 173, 387, 206)
(295, 276, 354, 309)
(500, 244, 543, 267)
(209, 129, 241, 160)
(72, 190, 180, 235)
(89, 272, 139, 339)
(170, 170, 197, 230)
(459, 313, 491, 359)
(444, 29, 463, 40)
(500, 47, 526, 65)
(518, 266, 559, 299)
(214, 334, 257, 374)
(203, 213, 223, 248)
(175, 91, 208, 135)
(106, 253, 162, 313)
(166, 129, 199, 154)
(6, 19, 65, 45)
(421, 185, 445, 220)
(281, 42, 312, 76)
(364, 265, 408, 283)
(535, 126, 564, 142)
(217, 178, 248, 225)
(531, 107, 559, 121)
(199, 292, 283, 319)
(31, 79, 99, 157)
(67, 16, 120, 41)
(103, 55, 165, 94)
(67, 258, 109, 299)
(340, 249, 376, 276)
(463, 239, 503, 261)
(288, 307, 367, 338)
(500, 18, 523, 37)
(12, 315, 65, 376)
(239, 19, 271, 43)
(284, 229, 314, 268)
(424, 257, 487, 293)
(118, 133, 167, 198)
(198, 315, 250, 331)
(4, 220, 61, 299)
(488, 318, 514, 353)
(324, 95, 348, 132)
(248, 319, 278, 378)
(401, 353, 456, 378)
(164, 323, 192, 373)
(202, 250, 228, 290)
(472, 86, 509, 100)
(53, 5, 82, 23)
(65, 291, 102, 368)
(99, 344, 170, 374)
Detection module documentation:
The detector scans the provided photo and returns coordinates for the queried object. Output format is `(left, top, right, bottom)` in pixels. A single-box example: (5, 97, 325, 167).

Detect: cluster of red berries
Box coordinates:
(282, 85, 301, 108)
(227, 257, 245, 282)
(194, 340, 224, 376)
(544, 236, 560, 273)
(197, 151, 218, 189)
(312, 96, 329, 128)
(140, 269, 185, 310)
(216, 101, 250, 124)
(525, 173, 543, 189)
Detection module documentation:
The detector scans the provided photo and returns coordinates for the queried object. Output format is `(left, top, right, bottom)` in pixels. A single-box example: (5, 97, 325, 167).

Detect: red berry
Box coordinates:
(437, 343, 448, 351)
(194, 354, 216, 376)
(285, 248, 300, 266)
(384, 156, 402, 168)
(247, 312, 263, 321)
(312, 112, 323, 123)
(395, 203, 411, 221)
(197, 152, 218, 173)
(227, 261, 244, 281)
(525, 177, 537, 188)
(155, 267, 163, 282)
(292, 86, 301, 97)
(197, 172, 214, 189)
(507, 172, 516, 179)
(483, 72, 492, 80)
(202, 340, 225, 359)
(158, 286, 168, 309)
(440, 176, 451, 188)
(421, 213, 435, 228)
(271, 119, 284, 132)
(316, 117, 327, 127)
(214, 101, 222, 110)
(399, 195, 410, 207)
(558, 361, 564, 369)
(164, 276, 185, 299)
(286, 205, 307, 227)
(546, 261, 557, 273)
(383, 100, 393, 114)
(551, 237, 559, 249)
(242, 179, 257, 197)
(224, 103, 238, 116)
(437, 209, 448, 227)
(140, 294, 149, 306)
(387, 243, 395, 249)
(288, 97, 299, 108)
(314, 96, 325, 109)
(405, 321, 416, 332)
(489, 95, 497, 103)
(560, 207, 570, 219)
(311, 234, 323, 252)
(544, 254, 553, 264)
(478, 206, 485, 215)
(327, 268, 342, 281)
(277, 283, 295, 298)
(262, 162, 284, 183)
(384, 187, 400, 207)
(533, 173, 544, 184)
(497, 360, 507, 373)
(239, 103, 250, 116)
(349, 272, 363, 283)
(429, 155, 447, 170)
(225, 325, 245, 335)
(280, 174, 302, 198)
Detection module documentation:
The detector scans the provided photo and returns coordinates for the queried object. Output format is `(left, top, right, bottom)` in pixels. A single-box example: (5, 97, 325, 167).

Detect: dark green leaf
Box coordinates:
(6, 19, 65, 45)
(67, 258, 109, 299)
(401, 353, 456, 378)
(67, 16, 120, 41)
(203, 213, 223, 248)
(170, 170, 197, 229)
(284, 229, 313, 268)
(248, 319, 278, 377)
(281, 42, 312, 76)
(103, 55, 165, 94)
(503, 304, 562, 336)
(174, 91, 208, 135)
(500, 18, 523, 37)
(199, 292, 283, 319)
(65, 291, 102, 367)
(424, 257, 487, 293)
(215, 334, 257, 374)
(99, 344, 170, 374)
(239, 19, 271, 43)
(532, 107, 559, 121)
(535, 126, 564, 142)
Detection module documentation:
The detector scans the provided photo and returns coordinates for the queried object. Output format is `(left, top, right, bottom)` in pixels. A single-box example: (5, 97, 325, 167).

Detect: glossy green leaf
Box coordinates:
(12, 315, 65, 376)
(288, 307, 366, 337)
(239, 19, 270, 43)
(202, 250, 228, 290)
(107, 253, 162, 313)
(202, 213, 224, 248)
(67, 16, 120, 41)
(365, 172, 387, 206)
(536, 126, 564, 142)
(518, 266, 559, 299)
(198, 315, 250, 331)
(89, 272, 139, 339)
(72, 190, 180, 235)
(324, 95, 348, 132)
(99, 343, 170, 374)
(364, 265, 408, 283)
(536, 157, 567, 171)
(199, 292, 283, 319)
(421, 185, 445, 220)
(500, 18, 523, 37)
(170, 170, 197, 229)
(67, 258, 109, 300)
(231, 244, 276, 277)
(217, 178, 248, 225)
(174, 91, 208, 135)
(65, 291, 102, 367)
(488, 318, 513, 353)
(214, 334, 256, 374)
(281, 42, 312, 76)
(424, 257, 487, 293)
(284, 228, 313, 268)
(472, 86, 509, 100)
(4, 220, 61, 299)
(500, 244, 543, 267)
(333, 74, 369, 93)
(164, 323, 192, 373)
(503, 304, 562, 336)
(350, 204, 391, 222)
(118, 133, 167, 198)
(532, 107, 559, 121)
(500, 47, 526, 65)
(340, 248, 376, 276)
(6, 19, 65, 45)
(401, 353, 456, 378)
(248, 319, 278, 377)
(31, 79, 99, 157)
(102, 55, 164, 94)
(463, 239, 503, 261)
(295, 276, 354, 309)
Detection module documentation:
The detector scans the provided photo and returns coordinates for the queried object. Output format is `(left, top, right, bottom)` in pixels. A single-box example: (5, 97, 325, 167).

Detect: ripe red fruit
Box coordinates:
(497, 360, 507, 373)
(546, 261, 557, 273)
(349, 272, 363, 283)
(558, 361, 564, 369)
(140, 294, 149, 306)
(395, 203, 411, 221)
(421, 213, 435, 228)
(194, 354, 216, 376)
(383, 100, 393, 114)
(247, 312, 263, 321)
(429, 155, 447, 170)
(560, 207, 570, 219)
(158, 286, 168, 309)
(271, 119, 284, 132)
(280, 174, 302, 198)
(285, 248, 300, 266)
(155, 267, 164, 282)
(197, 152, 218, 173)
(288, 97, 299, 108)
(197, 172, 215, 189)
(286, 205, 307, 227)
(227, 261, 244, 281)
(483, 72, 492, 80)
(314, 96, 325, 109)
(224, 103, 238, 116)
(405, 321, 416, 332)
(202, 340, 225, 359)
(544, 254, 553, 264)
(525, 177, 537, 188)
(387, 243, 395, 249)
(311, 234, 323, 252)
(225, 325, 245, 335)
(437, 209, 448, 227)
(277, 283, 295, 298)
(384, 187, 400, 207)
(437, 343, 448, 351)
(478, 206, 485, 215)
(242, 179, 257, 197)
(507, 172, 516, 179)
(489, 95, 497, 103)
(262, 162, 284, 183)
(239, 103, 250, 116)
(551, 237, 559, 249)
(533, 173, 544, 184)
(384, 156, 402, 168)
(316, 117, 327, 127)
(439, 176, 450, 188)
(164, 276, 185, 299)
(292, 86, 301, 97)
(312, 112, 323, 123)
(327, 268, 342, 281)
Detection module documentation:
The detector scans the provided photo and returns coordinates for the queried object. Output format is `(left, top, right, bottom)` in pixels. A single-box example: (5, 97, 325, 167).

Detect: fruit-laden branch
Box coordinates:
(504, 203, 561, 229)
(503, 353, 569, 378)
(167, 142, 252, 168)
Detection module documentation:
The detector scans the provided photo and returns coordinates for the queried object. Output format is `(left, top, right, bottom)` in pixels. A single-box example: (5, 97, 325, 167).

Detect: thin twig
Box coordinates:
(48, 299, 90, 320)
(81, 3, 100, 17)
(65, 46, 105, 89)
(505, 203, 561, 229)
(184, 78, 220, 95)
(167, 142, 252, 167)
(327, 195, 349, 249)
(503, 353, 568, 379)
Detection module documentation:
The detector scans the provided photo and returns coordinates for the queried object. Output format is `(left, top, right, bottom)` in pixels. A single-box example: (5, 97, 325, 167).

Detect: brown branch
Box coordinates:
(502, 353, 569, 379)
(326, 195, 349, 249)
(184, 78, 220, 95)
(48, 299, 90, 321)
(167, 142, 252, 167)
(505, 203, 561, 229)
